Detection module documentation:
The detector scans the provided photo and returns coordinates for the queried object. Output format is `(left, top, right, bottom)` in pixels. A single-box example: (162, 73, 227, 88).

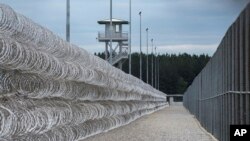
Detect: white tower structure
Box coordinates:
(98, 19, 129, 69)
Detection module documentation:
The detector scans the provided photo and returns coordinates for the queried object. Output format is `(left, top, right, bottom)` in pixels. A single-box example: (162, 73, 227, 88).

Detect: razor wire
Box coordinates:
(0, 4, 166, 98)
(0, 69, 165, 101)
(0, 3, 167, 140)
(10, 106, 167, 141)
(0, 96, 166, 137)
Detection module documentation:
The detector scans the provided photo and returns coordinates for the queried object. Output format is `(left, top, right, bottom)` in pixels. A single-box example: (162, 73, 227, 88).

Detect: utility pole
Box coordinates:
(146, 28, 149, 83)
(66, 0, 70, 42)
(129, 0, 132, 74)
(151, 39, 154, 87)
(109, 0, 113, 64)
(139, 11, 142, 80)
(155, 46, 157, 88)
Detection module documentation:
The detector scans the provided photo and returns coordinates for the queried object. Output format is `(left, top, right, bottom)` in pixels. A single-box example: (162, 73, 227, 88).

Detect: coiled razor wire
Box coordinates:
(0, 32, 164, 99)
(0, 96, 166, 138)
(0, 3, 168, 140)
(0, 69, 165, 101)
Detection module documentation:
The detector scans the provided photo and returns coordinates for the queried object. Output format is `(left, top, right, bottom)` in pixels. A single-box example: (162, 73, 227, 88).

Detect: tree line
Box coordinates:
(95, 52, 210, 94)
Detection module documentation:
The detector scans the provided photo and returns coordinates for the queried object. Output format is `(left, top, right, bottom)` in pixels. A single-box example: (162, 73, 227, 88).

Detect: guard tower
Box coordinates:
(97, 19, 129, 69)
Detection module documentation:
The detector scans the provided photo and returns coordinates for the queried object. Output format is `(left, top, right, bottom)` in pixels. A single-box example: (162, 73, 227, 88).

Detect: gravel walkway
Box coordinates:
(82, 106, 217, 141)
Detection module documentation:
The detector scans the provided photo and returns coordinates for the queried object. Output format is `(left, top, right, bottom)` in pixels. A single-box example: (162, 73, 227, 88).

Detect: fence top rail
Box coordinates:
(167, 95, 184, 97)
(198, 91, 250, 101)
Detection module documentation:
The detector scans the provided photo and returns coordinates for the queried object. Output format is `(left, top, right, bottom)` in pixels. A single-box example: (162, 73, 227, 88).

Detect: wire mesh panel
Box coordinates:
(184, 3, 250, 141)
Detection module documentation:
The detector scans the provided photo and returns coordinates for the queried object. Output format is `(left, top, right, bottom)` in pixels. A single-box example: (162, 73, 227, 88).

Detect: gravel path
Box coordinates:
(82, 106, 217, 141)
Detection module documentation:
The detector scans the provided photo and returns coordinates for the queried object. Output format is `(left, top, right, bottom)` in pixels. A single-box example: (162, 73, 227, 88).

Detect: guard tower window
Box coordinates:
(115, 25, 120, 32)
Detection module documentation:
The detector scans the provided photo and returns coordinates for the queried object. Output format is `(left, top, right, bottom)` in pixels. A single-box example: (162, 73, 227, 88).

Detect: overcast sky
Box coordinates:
(0, 0, 249, 55)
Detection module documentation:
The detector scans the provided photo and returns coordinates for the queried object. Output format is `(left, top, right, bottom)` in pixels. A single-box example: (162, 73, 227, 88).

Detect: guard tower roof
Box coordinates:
(98, 18, 129, 24)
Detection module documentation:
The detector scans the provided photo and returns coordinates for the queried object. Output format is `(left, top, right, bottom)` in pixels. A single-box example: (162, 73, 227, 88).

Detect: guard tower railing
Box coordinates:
(98, 32, 128, 41)
(184, 4, 250, 141)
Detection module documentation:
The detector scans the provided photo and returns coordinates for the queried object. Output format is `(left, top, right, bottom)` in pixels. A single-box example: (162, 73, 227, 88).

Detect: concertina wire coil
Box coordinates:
(0, 4, 168, 141)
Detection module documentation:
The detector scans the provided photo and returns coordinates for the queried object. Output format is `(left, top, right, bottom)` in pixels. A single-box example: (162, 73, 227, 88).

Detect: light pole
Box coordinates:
(158, 52, 160, 90)
(151, 39, 154, 87)
(109, 0, 113, 64)
(139, 11, 142, 80)
(155, 46, 157, 88)
(129, 0, 132, 74)
(66, 0, 70, 42)
(146, 28, 149, 83)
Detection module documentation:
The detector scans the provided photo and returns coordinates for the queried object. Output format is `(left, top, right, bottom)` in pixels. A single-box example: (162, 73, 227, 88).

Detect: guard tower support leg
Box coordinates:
(105, 42, 108, 60)
(118, 61, 123, 70)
